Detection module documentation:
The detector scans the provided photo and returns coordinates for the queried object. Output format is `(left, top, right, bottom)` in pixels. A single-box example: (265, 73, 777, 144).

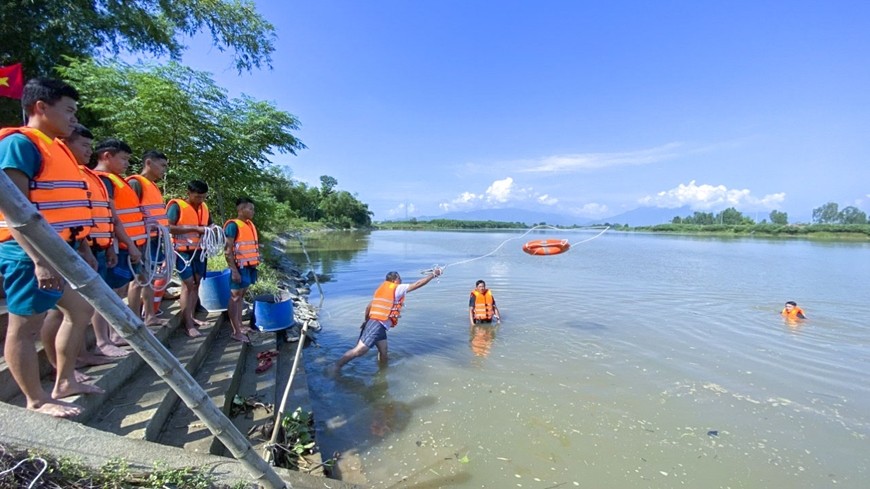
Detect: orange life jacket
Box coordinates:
(94, 171, 147, 248)
(168, 199, 210, 252)
(369, 281, 405, 327)
(81, 166, 113, 249)
(781, 307, 806, 319)
(225, 218, 260, 267)
(0, 128, 93, 243)
(126, 174, 168, 236)
(471, 289, 495, 320)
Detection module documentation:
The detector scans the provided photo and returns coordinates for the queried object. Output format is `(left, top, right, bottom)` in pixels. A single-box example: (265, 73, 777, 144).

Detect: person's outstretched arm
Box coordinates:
(407, 268, 442, 293)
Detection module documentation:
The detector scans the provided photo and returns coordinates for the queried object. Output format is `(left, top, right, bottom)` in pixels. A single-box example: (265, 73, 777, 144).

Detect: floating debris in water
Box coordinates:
(707, 430, 719, 437)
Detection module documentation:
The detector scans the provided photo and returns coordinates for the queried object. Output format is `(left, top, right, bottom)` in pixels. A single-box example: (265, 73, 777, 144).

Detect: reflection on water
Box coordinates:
(299, 231, 870, 488)
(469, 323, 498, 359)
(282, 230, 371, 275)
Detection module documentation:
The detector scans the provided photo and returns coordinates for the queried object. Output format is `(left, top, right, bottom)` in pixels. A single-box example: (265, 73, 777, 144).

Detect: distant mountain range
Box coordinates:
(590, 206, 691, 226)
(410, 206, 693, 227)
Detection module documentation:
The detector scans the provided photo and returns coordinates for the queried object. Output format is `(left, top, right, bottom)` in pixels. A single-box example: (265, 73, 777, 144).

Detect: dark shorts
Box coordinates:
(176, 250, 206, 281)
(0, 257, 63, 315)
(106, 249, 134, 289)
(92, 248, 108, 280)
(473, 318, 493, 324)
(230, 266, 258, 290)
(148, 237, 164, 262)
(358, 319, 388, 348)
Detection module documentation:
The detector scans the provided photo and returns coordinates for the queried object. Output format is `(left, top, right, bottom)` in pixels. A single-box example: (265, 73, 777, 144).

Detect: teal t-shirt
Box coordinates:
(224, 221, 239, 239)
(166, 201, 180, 225)
(0, 134, 43, 260)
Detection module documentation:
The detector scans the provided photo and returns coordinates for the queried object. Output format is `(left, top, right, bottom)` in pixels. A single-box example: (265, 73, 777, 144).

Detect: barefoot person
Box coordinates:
(91, 138, 146, 348)
(334, 268, 442, 372)
(39, 126, 128, 378)
(0, 78, 104, 417)
(126, 151, 170, 327)
(224, 197, 259, 343)
(166, 180, 212, 337)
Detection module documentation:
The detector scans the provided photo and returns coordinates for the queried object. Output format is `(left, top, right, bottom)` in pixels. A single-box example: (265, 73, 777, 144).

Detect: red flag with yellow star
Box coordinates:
(0, 64, 24, 99)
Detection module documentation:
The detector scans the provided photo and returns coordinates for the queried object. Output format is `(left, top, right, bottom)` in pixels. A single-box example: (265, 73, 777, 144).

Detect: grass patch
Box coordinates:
(0, 443, 254, 488)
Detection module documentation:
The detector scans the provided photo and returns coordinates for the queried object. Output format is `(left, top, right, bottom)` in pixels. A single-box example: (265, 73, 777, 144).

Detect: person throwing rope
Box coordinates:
(333, 268, 442, 372)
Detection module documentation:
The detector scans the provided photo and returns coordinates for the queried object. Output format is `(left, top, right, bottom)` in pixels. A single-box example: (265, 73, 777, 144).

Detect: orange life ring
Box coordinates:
(522, 239, 570, 256)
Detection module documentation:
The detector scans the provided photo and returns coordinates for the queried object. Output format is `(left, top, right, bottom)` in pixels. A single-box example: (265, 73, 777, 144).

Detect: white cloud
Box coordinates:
(386, 202, 417, 217)
(485, 177, 514, 203)
(440, 177, 555, 211)
(573, 202, 610, 217)
(537, 194, 558, 205)
(521, 143, 682, 173)
(639, 180, 786, 210)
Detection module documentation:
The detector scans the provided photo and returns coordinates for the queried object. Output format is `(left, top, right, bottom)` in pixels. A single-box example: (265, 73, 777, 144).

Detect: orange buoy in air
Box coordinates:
(522, 239, 570, 256)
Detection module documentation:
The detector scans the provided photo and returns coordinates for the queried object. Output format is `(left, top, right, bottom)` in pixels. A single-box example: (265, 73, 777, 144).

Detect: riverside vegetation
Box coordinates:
(376, 204, 870, 240)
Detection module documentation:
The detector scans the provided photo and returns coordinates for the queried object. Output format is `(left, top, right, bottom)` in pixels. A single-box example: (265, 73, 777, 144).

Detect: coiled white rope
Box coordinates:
(0, 456, 47, 489)
(130, 223, 173, 291)
(421, 224, 610, 274)
(173, 224, 226, 275)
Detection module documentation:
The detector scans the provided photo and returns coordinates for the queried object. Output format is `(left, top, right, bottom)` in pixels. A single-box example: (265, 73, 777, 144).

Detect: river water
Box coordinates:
(290, 230, 870, 488)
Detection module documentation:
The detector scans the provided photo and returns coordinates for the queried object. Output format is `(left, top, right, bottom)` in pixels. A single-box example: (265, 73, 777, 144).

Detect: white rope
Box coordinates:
(422, 224, 610, 274)
(0, 456, 48, 489)
(173, 224, 226, 275)
(130, 223, 173, 291)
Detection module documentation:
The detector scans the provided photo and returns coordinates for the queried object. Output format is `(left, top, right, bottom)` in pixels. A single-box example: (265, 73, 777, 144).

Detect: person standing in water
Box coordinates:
(781, 301, 807, 319)
(334, 268, 442, 372)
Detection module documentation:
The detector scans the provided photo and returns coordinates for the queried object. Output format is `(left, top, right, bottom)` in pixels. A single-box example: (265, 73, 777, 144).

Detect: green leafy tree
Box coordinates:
(838, 206, 867, 224)
(56, 58, 305, 225)
(0, 0, 275, 76)
(812, 202, 840, 224)
(769, 210, 788, 225)
(716, 207, 751, 225)
(319, 175, 338, 197)
(685, 211, 714, 225)
(318, 190, 372, 228)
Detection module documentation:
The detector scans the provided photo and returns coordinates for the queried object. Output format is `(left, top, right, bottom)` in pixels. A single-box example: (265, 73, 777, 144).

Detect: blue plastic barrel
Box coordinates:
(199, 269, 231, 312)
(253, 292, 294, 332)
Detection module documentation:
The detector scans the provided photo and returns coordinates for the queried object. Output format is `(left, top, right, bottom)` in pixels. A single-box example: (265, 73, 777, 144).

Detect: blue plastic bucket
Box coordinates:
(253, 291, 294, 332)
(199, 269, 231, 312)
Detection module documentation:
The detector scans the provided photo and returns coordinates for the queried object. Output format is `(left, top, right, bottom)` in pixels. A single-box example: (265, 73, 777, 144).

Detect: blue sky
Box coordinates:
(169, 1, 870, 222)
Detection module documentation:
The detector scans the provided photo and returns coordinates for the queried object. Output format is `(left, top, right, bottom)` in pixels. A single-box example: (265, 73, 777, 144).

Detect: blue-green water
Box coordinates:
(293, 230, 870, 488)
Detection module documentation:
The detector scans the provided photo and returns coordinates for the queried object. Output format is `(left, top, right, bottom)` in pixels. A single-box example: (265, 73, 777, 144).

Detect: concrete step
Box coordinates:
(1, 300, 182, 412)
(85, 310, 224, 439)
(0, 295, 181, 403)
(156, 317, 251, 453)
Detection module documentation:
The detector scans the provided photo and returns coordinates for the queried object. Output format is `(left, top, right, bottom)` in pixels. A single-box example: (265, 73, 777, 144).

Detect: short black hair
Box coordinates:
(785, 301, 798, 307)
(21, 78, 79, 115)
(94, 138, 133, 158)
(187, 180, 209, 194)
(385, 271, 400, 282)
(475, 280, 486, 287)
(66, 124, 93, 141)
(142, 150, 167, 162)
(236, 197, 255, 207)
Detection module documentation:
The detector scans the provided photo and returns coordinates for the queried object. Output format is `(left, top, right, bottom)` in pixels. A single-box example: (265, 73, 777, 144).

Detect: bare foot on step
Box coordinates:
(184, 327, 202, 338)
(53, 379, 105, 399)
(74, 370, 93, 383)
(94, 344, 131, 358)
(76, 352, 116, 368)
(31, 398, 81, 418)
(230, 332, 250, 343)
